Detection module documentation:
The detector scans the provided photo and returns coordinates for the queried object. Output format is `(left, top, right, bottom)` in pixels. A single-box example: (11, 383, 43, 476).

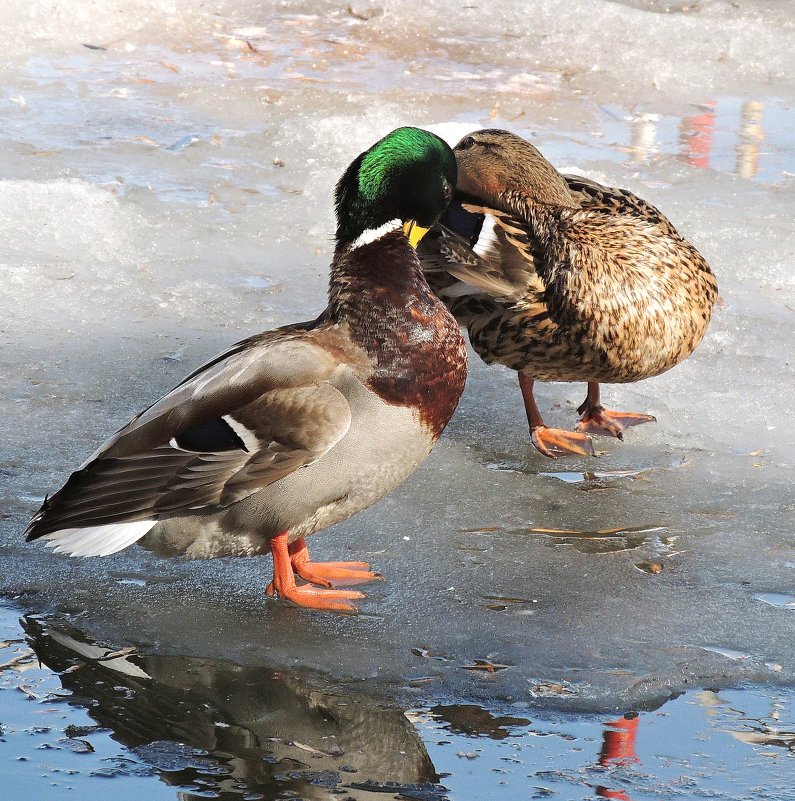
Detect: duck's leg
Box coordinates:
(518, 374, 596, 458)
(287, 536, 383, 587)
(575, 382, 656, 440)
(266, 532, 365, 612)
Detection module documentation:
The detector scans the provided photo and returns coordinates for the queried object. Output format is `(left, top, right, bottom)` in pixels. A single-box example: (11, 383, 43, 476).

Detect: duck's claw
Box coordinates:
(531, 425, 597, 458)
(288, 536, 383, 587)
(575, 405, 656, 439)
(266, 580, 364, 613)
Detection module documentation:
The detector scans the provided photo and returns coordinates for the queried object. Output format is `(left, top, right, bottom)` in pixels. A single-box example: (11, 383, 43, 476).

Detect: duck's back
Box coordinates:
(551, 175, 718, 381)
(424, 175, 717, 384)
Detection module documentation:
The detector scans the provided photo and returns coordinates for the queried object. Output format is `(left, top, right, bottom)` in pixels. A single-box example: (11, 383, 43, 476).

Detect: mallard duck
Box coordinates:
(25, 127, 467, 611)
(420, 129, 717, 457)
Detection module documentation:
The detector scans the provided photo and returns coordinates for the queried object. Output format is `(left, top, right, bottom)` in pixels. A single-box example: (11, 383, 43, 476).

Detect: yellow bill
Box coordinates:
(403, 220, 430, 248)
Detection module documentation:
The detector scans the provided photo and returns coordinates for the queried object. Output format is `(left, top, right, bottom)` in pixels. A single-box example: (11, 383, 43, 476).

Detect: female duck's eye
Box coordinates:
(461, 136, 476, 149)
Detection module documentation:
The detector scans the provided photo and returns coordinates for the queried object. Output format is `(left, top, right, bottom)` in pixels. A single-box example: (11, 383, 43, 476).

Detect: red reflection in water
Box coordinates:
(679, 104, 716, 169)
(675, 100, 766, 178)
(594, 714, 640, 800)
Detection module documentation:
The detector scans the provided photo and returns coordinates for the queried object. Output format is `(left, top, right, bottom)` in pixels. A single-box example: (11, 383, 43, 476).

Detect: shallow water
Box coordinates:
(2, 602, 793, 801)
(1, 0, 794, 798)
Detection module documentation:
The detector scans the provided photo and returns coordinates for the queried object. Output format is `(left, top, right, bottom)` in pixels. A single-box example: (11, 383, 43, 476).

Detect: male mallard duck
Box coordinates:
(420, 129, 717, 457)
(25, 127, 466, 611)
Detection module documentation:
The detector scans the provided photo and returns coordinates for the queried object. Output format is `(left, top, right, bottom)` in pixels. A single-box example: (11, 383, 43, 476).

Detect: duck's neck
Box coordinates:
(328, 225, 426, 318)
(326, 226, 468, 438)
(501, 189, 572, 276)
(501, 187, 561, 232)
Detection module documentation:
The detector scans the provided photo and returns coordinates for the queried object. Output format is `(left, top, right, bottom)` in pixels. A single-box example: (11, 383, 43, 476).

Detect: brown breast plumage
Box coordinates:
(329, 230, 468, 439)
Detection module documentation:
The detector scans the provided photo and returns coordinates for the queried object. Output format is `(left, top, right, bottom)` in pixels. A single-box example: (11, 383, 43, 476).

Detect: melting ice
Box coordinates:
(1, 0, 793, 716)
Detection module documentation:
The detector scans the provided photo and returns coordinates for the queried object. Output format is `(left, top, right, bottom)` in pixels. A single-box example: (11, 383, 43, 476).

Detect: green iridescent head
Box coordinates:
(334, 127, 457, 248)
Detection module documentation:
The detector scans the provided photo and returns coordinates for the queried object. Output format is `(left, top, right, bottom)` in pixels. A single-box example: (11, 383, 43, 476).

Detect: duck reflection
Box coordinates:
(22, 616, 445, 801)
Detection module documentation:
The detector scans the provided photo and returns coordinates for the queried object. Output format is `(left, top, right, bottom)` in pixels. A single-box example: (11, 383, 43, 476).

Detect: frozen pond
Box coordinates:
(1, 0, 794, 797)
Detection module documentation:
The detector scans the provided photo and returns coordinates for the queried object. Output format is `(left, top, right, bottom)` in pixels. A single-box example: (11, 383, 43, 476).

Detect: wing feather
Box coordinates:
(423, 205, 546, 305)
(26, 334, 353, 544)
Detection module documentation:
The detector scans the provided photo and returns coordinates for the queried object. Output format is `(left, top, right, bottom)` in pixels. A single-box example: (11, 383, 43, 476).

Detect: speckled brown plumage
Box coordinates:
(420, 129, 718, 456)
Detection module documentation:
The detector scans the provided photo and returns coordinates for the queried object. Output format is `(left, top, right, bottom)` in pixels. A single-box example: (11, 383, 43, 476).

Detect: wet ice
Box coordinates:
(1, 0, 793, 720)
(3, 606, 793, 801)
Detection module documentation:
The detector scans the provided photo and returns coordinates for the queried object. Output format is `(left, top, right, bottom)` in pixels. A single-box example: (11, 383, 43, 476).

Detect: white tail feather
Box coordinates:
(42, 520, 156, 557)
(472, 211, 500, 258)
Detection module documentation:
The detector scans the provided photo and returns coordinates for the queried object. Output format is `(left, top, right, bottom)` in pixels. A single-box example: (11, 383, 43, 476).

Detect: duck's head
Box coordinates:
(453, 129, 574, 208)
(334, 127, 457, 250)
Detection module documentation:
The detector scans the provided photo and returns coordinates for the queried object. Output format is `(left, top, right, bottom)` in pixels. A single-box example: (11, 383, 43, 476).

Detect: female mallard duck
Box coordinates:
(421, 129, 717, 457)
(25, 127, 467, 612)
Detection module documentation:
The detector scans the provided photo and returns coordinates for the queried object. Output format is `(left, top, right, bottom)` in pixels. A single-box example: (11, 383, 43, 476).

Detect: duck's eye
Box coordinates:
(460, 135, 476, 149)
(443, 180, 453, 201)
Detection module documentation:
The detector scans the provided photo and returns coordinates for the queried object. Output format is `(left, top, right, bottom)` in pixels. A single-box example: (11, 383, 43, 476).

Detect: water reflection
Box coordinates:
(427, 704, 530, 740)
(628, 112, 661, 163)
(595, 714, 640, 800)
(695, 689, 795, 752)
(524, 524, 670, 554)
(23, 616, 445, 801)
(589, 694, 795, 801)
(10, 612, 794, 800)
(735, 101, 765, 179)
(616, 98, 781, 179)
(678, 103, 716, 169)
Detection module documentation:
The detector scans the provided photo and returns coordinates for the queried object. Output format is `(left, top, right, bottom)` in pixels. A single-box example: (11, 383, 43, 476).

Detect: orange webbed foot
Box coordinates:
(575, 405, 656, 440)
(288, 537, 383, 587)
(519, 374, 597, 458)
(531, 425, 597, 458)
(575, 383, 656, 440)
(265, 580, 365, 613)
(267, 533, 379, 612)
(293, 560, 384, 587)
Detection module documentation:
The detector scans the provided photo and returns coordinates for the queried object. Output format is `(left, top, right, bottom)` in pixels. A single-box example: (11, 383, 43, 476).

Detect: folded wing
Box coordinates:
(25, 330, 353, 554)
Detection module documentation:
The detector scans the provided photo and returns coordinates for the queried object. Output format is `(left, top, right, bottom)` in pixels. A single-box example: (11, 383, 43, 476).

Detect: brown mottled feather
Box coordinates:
(421, 130, 718, 387)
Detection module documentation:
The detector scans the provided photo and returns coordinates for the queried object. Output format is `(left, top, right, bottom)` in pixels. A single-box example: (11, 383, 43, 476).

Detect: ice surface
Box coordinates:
(0, 0, 793, 719)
